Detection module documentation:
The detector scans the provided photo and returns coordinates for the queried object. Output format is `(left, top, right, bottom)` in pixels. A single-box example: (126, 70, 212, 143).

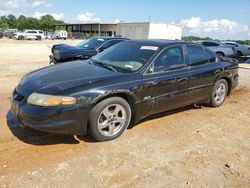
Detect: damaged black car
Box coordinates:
(11, 40, 238, 141)
(49, 36, 127, 64)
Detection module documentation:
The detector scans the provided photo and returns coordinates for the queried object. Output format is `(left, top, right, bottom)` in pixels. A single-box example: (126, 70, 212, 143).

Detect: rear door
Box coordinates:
(186, 44, 222, 103)
(142, 45, 189, 115)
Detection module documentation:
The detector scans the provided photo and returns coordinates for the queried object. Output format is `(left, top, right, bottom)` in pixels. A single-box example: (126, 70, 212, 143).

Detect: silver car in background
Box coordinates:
(194, 40, 236, 58)
(222, 41, 250, 58)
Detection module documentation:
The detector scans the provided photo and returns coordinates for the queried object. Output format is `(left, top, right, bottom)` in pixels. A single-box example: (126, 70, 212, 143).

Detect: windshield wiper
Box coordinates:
(92, 60, 117, 72)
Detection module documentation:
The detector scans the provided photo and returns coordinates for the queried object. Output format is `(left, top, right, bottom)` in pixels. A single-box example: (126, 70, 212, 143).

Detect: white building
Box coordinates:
(116, 22, 182, 40)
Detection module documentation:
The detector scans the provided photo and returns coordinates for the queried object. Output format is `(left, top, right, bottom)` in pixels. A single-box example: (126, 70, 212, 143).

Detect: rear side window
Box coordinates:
(27, 31, 37, 34)
(203, 42, 219, 47)
(205, 49, 216, 62)
(225, 43, 238, 47)
(154, 46, 185, 72)
(99, 40, 123, 50)
(187, 45, 209, 66)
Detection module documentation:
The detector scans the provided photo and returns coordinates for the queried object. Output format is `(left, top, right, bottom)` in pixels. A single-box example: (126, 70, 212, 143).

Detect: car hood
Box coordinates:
(53, 44, 97, 60)
(19, 60, 124, 94)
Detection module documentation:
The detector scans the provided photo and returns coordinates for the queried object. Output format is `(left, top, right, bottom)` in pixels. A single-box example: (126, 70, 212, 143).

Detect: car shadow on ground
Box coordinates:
(5, 110, 96, 145)
(6, 104, 204, 145)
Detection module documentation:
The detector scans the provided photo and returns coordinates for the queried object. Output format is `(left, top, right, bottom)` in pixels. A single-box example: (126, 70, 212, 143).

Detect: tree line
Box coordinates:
(182, 36, 250, 45)
(0, 14, 64, 32)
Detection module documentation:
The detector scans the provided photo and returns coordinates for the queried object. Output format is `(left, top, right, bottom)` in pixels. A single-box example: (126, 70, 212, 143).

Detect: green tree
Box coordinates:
(40, 15, 56, 31)
(17, 15, 27, 30)
(0, 16, 9, 29)
(7, 14, 18, 28)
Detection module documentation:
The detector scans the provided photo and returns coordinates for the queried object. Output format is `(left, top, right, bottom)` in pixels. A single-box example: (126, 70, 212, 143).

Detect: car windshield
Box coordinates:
(92, 41, 159, 73)
(78, 38, 105, 49)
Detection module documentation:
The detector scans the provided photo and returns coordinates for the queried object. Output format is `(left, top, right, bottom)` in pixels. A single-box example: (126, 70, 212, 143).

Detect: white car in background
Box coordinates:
(222, 41, 250, 58)
(194, 40, 236, 58)
(49, 30, 68, 40)
(14, 30, 45, 40)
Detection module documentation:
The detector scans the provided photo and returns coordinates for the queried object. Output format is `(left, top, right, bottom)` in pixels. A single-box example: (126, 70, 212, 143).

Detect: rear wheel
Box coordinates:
(36, 36, 42, 40)
(210, 79, 228, 107)
(89, 97, 131, 141)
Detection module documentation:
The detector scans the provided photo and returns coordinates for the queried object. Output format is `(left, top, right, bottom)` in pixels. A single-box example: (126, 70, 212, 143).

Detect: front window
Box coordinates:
(92, 41, 159, 73)
(78, 38, 106, 49)
(154, 46, 185, 72)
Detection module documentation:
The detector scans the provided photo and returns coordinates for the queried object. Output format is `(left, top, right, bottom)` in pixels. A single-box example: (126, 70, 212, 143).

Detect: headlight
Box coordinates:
(27, 93, 76, 106)
(53, 49, 60, 59)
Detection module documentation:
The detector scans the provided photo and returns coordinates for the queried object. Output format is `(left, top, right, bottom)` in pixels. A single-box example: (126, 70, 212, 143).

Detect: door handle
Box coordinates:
(177, 77, 188, 83)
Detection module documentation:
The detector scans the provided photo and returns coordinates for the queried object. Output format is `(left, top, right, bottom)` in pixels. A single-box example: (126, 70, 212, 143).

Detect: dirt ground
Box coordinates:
(0, 38, 250, 188)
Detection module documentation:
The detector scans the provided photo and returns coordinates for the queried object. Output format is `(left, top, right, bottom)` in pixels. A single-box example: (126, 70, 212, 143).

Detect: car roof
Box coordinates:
(195, 40, 221, 43)
(93, 36, 128, 40)
(124, 39, 198, 48)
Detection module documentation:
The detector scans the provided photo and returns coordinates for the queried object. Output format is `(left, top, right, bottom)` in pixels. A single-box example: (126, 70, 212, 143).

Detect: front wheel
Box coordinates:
(18, 35, 24, 40)
(210, 79, 228, 107)
(89, 97, 131, 141)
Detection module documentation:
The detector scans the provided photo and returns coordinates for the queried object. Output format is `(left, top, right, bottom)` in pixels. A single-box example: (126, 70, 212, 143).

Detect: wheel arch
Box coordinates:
(216, 51, 225, 56)
(219, 77, 232, 95)
(90, 91, 137, 123)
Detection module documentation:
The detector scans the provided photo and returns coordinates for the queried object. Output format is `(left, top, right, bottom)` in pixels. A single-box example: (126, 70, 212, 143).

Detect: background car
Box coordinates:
(0, 30, 4, 39)
(11, 40, 239, 141)
(14, 30, 45, 40)
(49, 30, 68, 40)
(49, 36, 128, 64)
(222, 41, 250, 58)
(5, 29, 17, 38)
(194, 40, 236, 58)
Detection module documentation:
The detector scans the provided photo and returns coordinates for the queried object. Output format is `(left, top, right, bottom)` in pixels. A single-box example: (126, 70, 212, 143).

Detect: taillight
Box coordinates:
(248, 47, 250, 51)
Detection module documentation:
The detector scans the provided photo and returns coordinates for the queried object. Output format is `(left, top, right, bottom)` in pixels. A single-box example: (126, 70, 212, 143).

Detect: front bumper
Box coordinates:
(11, 87, 89, 135)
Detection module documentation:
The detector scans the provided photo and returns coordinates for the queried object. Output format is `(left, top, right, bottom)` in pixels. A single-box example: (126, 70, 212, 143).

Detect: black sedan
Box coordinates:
(11, 40, 239, 141)
(49, 36, 127, 64)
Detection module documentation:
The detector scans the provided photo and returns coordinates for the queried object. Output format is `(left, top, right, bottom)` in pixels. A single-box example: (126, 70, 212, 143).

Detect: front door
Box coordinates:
(141, 45, 189, 115)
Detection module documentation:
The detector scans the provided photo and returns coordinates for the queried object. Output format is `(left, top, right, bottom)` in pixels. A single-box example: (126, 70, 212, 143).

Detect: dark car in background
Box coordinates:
(0, 29, 4, 39)
(11, 40, 238, 141)
(49, 36, 127, 64)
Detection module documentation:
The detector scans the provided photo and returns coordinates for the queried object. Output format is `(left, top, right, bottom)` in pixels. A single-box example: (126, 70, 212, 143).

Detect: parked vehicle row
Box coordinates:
(0, 30, 4, 39)
(13, 30, 45, 40)
(194, 40, 250, 58)
(11, 39, 239, 141)
(222, 41, 250, 58)
(194, 40, 236, 58)
(0, 29, 68, 40)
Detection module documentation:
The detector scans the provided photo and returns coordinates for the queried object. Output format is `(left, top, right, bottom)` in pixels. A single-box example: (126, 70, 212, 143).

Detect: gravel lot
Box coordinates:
(0, 39, 250, 187)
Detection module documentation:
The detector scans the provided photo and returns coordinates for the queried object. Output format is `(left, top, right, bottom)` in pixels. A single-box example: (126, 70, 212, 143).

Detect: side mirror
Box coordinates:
(148, 64, 154, 74)
(98, 47, 106, 52)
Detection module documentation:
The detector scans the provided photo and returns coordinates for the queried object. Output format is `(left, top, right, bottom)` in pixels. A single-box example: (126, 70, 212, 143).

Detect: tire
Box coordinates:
(216, 52, 224, 56)
(236, 51, 242, 59)
(18, 35, 24, 40)
(210, 79, 228, 107)
(89, 97, 131, 141)
(36, 36, 42, 40)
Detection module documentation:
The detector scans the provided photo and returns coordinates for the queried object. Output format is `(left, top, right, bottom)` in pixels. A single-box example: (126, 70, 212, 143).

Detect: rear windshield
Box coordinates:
(78, 38, 105, 49)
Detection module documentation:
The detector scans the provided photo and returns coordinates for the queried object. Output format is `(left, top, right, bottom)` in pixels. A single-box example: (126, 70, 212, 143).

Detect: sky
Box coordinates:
(0, 0, 250, 40)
